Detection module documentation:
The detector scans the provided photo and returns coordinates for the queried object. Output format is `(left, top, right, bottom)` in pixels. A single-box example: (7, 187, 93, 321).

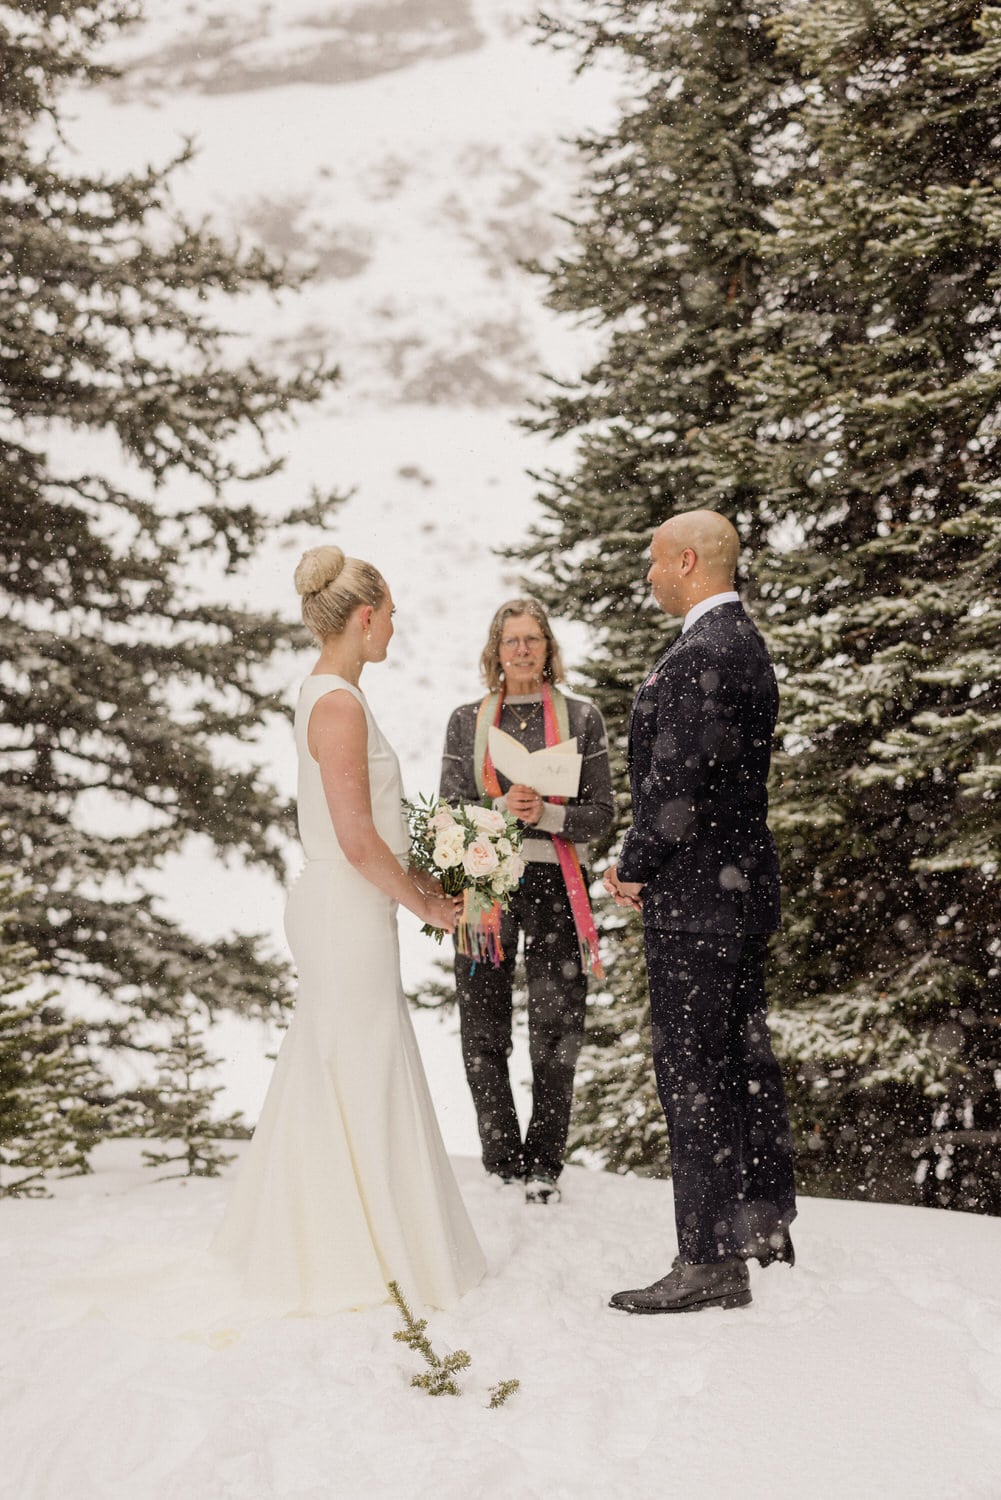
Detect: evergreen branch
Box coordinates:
(388, 1281, 471, 1398)
(387, 1281, 519, 1407)
(487, 1379, 521, 1409)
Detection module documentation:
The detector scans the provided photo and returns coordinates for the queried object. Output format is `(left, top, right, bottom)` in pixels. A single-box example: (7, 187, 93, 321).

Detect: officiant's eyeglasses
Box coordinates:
(501, 634, 545, 649)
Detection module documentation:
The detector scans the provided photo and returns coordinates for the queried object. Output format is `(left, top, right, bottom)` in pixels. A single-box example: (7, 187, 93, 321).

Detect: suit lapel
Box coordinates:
(627, 631, 683, 755)
(626, 604, 747, 755)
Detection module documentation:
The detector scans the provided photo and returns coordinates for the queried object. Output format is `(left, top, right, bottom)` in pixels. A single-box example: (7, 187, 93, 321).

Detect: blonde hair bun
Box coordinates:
(294, 545, 346, 598)
(294, 543, 386, 643)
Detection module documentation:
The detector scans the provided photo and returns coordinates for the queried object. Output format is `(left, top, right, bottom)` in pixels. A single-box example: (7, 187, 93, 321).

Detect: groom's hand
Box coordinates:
(603, 862, 644, 911)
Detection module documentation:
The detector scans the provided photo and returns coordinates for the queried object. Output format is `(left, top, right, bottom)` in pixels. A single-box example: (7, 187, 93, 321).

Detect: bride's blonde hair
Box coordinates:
(294, 545, 385, 643)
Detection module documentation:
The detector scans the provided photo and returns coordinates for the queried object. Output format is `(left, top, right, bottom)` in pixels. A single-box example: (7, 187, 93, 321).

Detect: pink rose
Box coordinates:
(463, 838, 500, 879)
(429, 806, 458, 833)
(464, 804, 507, 836)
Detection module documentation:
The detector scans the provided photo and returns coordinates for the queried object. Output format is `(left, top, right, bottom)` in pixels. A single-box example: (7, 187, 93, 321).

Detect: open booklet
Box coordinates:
(487, 726, 583, 799)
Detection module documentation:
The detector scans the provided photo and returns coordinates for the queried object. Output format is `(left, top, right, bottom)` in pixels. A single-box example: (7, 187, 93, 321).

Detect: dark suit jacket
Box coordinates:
(617, 601, 781, 935)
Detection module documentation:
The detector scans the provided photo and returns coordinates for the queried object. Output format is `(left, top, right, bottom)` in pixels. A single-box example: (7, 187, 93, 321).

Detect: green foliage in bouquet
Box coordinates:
(404, 795, 525, 943)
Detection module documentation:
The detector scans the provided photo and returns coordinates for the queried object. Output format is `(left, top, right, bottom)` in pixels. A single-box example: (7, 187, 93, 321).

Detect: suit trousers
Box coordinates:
(644, 928, 797, 1264)
(454, 863, 586, 1180)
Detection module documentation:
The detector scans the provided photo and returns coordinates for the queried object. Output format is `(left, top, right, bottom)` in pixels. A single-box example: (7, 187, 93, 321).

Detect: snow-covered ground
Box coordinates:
(5, 1141, 1001, 1500)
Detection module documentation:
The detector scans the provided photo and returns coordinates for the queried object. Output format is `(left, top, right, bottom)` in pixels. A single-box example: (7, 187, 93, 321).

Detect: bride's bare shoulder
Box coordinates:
(306, 687, 366, 762)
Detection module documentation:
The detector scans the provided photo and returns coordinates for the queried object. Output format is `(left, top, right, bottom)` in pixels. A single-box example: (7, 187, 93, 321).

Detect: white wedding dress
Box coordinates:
(213, 675, 486, 1313)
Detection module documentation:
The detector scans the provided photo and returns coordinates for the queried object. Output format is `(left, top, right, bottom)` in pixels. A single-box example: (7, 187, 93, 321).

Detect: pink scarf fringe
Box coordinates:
(539, 685, 604, 980)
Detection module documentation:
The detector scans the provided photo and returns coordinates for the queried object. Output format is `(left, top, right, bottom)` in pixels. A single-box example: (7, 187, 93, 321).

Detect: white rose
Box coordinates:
(496, 837, 513, 858)
(502, 854, 525, 884)
(429, 806, 457, 833)
(465, 804, 507, 837)
(463, 838, 500, 879)
(433, 826, 466, 869)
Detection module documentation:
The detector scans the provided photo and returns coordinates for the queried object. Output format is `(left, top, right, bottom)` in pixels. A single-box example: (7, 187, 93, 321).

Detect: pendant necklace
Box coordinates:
(514, 701, 541, 732)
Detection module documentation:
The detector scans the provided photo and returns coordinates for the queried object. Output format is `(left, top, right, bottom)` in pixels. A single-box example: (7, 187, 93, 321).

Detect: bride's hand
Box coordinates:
(421, 890, 463, 932)
(411, 867, 445, 899)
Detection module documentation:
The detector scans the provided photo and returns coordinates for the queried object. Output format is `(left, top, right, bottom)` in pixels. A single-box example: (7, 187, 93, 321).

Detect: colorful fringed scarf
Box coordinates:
(454, 886, 506, 969)
(470, 682, 603, 978)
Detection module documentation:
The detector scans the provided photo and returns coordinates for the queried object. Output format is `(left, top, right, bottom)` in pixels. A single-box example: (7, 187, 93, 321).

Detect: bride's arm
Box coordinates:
(410, 866, 446, 899)
(310, 692, 458, 931)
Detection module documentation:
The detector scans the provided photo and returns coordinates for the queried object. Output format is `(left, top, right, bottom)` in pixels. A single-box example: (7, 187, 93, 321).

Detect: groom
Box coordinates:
(604, 510, 797, 1313)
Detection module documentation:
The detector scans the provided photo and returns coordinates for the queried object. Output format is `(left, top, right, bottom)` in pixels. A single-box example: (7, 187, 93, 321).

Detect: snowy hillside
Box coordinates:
(83, 0, 616, 411)
(6, 1142, 1001, 1500)
(58, 0, 623, 1126)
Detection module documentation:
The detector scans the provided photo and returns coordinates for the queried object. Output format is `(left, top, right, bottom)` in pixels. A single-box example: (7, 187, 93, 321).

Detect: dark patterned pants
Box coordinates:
(644, 929, 797, 1264)
(454, 863, 587, 1180)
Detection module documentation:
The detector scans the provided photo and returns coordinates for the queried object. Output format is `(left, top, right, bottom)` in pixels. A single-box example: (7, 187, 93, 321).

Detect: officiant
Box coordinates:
(439, 597, 614, 1204)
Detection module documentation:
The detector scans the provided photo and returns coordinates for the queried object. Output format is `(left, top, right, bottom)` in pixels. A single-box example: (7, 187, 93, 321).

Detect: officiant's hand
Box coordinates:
(603, 862, 644, 911)
(507, 782, 544, 826)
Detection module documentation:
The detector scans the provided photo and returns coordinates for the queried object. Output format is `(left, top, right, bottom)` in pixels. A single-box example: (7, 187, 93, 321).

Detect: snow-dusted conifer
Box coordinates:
(524, 0, 1001, 1209)
(139, 1008, 246, 1179)
(735, 0, 1001, 1207)
(0, 863, 108, 1197)
(0, 4, 336, 1083)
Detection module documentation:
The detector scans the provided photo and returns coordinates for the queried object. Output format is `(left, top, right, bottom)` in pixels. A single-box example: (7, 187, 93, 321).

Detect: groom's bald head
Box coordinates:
(647, 510, 740, 618)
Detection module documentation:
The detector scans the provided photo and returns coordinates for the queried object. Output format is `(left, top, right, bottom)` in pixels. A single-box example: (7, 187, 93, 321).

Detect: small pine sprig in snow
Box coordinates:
(387, 1281, 519, 1407)
(388, 1280, 471, 1396)
(487, 1379, 520, 1409)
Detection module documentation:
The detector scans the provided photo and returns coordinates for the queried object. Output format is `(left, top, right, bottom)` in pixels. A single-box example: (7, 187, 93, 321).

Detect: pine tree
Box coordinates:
(734, 0, 1001, 1208)
(515, 0, 801, 1172)
(522, 0, 1001, 1211)
(0, 861, 108, 1197)
(138, 1008, 246, 1178)
(0, 4, 335, 1087)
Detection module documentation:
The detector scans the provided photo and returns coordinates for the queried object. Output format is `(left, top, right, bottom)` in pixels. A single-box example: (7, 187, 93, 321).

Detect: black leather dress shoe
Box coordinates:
(609, 1258, 751, 1314)
(755, 1230, 795, 1268)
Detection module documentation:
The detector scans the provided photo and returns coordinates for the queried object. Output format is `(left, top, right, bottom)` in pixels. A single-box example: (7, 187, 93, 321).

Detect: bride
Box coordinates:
(213, 545, 486, 1313)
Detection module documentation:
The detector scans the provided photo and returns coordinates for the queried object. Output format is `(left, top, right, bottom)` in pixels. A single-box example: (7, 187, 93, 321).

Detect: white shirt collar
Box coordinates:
(682, 591, 740, 634)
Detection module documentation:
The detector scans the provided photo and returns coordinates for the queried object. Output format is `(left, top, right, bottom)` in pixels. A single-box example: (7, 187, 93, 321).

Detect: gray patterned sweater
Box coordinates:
(439, 690, 615, 867)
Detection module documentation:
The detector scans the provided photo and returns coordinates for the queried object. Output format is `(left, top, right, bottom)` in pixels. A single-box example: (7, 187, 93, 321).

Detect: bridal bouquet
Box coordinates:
(405, 795, 525, 964)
